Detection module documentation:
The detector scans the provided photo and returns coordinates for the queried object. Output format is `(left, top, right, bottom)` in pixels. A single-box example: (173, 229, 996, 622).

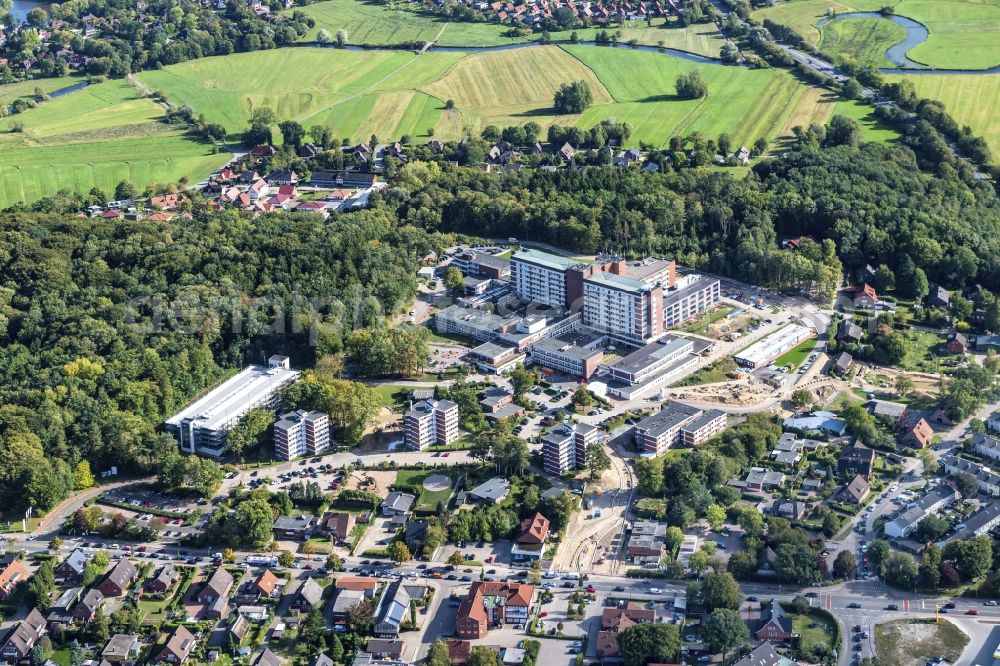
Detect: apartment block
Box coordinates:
(510, 249, 581, 308)
(583, 271, 664, 346)
(164, 355, 300, 457)
(542, 423, 604, 475)
(662, 276, 721, 328)
(403, 400, 459, 450)
(273, 410, 330, 461)
(633, 401, 727, 455)
(529, 336, 603, 379)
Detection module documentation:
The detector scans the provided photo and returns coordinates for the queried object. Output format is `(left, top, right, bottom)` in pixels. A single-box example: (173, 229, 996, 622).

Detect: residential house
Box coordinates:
(853, 283, 878, 309)
(755, 599, 797, 643)
(331, 588, 365, 623)
(147, 564, 179, 594)
(97, 558, 138, 598)
(949, 502, 1000, 543)
(885, 485, 957, 538)
(56, 549, 89, 583)
(336, 577, 378, 596)
(310, 171, 378, 188)
(743, 467, 786, 491)
(928, 286, 950, 309)
(319, 512, 356, 543)
(248, 179, 269, 201)
(939, 454, 1000, 497)
(900, 418, 933, 448)
(558, 143, 576, 160)
(836, 320, 863, 344)
(249, 570, 282, 601)
(0, 609, 46, 663)
(867, 399, 908, 424)
(195, 568, 232, 606)
(367, 640, 404, 660)
(374, 578, 428, 637)
(511, 512, 550, 562)
(832, 352, 853, 376)
(456, 582, 534, 639)
(447, 640, 471, 665)
(466, 477, 510, 505)
(265, 169, 299, 185)
(229, 614, 251, 645)
(382, 492, 416, 517)
(157, 625, 197, 664)
(72, 588, 105, 623)
(251, 648, 281, 666)
(273, 514, 317, 540)
(772, 500, 807, 521)
(294, 578, 324, 614)
(838, 475, 871, 504)
(149, 193, 182, 210)
(101, 634, 140, 664)
(250, 145, 276, 157)
(974, 432, 1000, 463)
(0, 557, 28, 600)
(46, 587, 82, 628)
(732, 642, 790, 666)
(312, 655, 336, 666)
(947, 330, 968, 355)
(626, 520, 667, 567)
(595, 604, 655, 660)
(837, 443, 875, 479)
(237, 606, 270, 623)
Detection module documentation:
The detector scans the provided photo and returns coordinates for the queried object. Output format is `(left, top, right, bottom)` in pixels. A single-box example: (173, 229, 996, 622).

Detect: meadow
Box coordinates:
(754, 0, 1000, 69)
(817, 16, 904, 67)
(0, 76, 87, 106)
(286, 0, 725, 56)
(885, 73, 1000, 155)
(0, 79, 223, 208)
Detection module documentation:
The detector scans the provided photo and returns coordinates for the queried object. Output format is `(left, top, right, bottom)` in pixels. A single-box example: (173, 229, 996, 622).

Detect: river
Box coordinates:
(6, 0, 48, 23)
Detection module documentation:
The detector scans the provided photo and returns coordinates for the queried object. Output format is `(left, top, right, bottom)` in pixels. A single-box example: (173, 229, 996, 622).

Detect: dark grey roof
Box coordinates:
(733, 642, 782, 666)
(634, 401, 702, 438)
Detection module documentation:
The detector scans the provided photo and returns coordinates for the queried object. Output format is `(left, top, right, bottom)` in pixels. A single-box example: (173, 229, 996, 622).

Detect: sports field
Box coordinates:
(755, 0, 1000, 69)
(288, 0, 725, 55)
(885, 73, 1000, 155)
(0, 79, 223, 208)
(818, 16, 904, 67)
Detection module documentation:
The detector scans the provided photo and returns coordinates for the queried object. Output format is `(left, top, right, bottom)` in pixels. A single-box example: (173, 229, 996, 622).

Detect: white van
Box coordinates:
(563, 572, 580, 580)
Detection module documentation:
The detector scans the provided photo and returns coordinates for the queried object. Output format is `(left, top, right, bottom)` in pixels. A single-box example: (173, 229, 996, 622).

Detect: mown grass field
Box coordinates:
(885, 73, 1000, 154)
(566, 45, 838, 147)
(0, 75, 87, 106)
(898, 0, 1000, 69)
(755, 0, 1000, 69)
(0, 79, 223, 208)
(818, 16, 905, 67)
(288, 0, 725, 55)
(830, 98, 900, 144)
(138, 45, 896, 149)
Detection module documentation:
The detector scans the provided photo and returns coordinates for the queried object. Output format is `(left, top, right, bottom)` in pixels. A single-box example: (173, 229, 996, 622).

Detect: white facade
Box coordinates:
(403, 400, 459, 450)
(583, 272, 662, 345)
(273, 410, 330, 461)
(510, 249, 577, 308)
(541, 423, 604, 475)
(164, 355, 300, 457)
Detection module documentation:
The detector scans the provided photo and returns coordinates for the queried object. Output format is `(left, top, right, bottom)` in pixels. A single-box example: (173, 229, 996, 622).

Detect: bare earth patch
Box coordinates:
(342, 470, 398, 498)
(874, 619, 969, 666)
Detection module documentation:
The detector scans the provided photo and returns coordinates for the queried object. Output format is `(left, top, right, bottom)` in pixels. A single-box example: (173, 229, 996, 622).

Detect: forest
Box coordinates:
(2, 131, 1000, 516)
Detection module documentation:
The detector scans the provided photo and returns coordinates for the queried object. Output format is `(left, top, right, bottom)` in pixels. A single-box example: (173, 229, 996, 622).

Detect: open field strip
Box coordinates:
(829, 99, 900, 145)
(0, 79, 222, 207)
(0, 76, 87, 106)
(884, 72, 1000, 154)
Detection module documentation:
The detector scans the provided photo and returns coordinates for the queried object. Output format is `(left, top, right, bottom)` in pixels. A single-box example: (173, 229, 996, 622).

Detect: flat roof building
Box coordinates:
(542, 423, 604, 476)
(583, 270, 664, 346)
(404, 399, 459, 450)
(734, 324, 815, 369)
(633, 401, 726, 456)
(164, 355, 300, 457)
(434, 305, 519, 343)
(885, 485, 957, 538)
(511, 249, 582, 308)
(274, 410, 330, 461)
(529, 335, 603, 379)
(662, 277, 721, 328)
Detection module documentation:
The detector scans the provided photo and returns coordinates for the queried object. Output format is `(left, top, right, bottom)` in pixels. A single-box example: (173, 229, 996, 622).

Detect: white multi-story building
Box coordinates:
(542, 423, 604, 475)
(975, 432, 1000, 463)
(164, 355, 301, 457)
(633, 401, 727, 456)
(510, 249, 580, 308)
(662, 277, 721, 328)
(403, 400, 459, 450)
(583, 271, 664, 345)
(273, 410, 330, 461)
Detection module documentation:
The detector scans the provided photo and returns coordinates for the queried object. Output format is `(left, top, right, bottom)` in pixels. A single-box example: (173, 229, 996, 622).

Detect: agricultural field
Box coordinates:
(287, 0, 725, 55)
(0, 79, 223, 208)
(885, 73, 1000, 155)
(817, 16, 905, 67)
(139, 44, 894, 150)
(566, 45, 838, 147)
(0, 76, 87, 106)
(752, 0, 887, 46)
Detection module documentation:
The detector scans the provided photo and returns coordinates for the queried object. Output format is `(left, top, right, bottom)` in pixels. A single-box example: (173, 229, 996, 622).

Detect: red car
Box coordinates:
(540, 612, 548, 618)
(586, 585, 596, 593)
(967, 609, 979, 615)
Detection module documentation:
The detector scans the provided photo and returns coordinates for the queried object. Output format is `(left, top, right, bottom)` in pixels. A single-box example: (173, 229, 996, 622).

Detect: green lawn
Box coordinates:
(790, 610, 837, 655)
(885, 72, 1000, 156)
(394, 468, 457, 511)
(0, 78, 224, 208)
(752, 0, 888, 46)
(373, 384, 411, 408)
(900, 329, 944, 372)
(0, 76, 87, 106)
(774, 338, 818, 370)
(818, 16, 905, 67)
(831, 99, 901, 145)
